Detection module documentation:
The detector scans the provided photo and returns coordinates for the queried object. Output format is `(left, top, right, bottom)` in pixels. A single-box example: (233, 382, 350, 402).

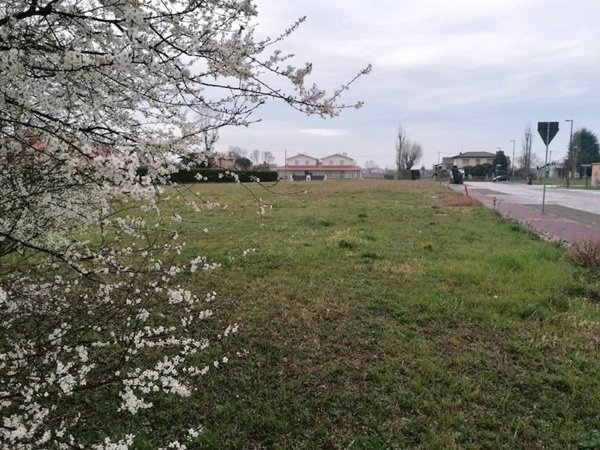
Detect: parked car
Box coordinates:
(493, 175, 511, 182)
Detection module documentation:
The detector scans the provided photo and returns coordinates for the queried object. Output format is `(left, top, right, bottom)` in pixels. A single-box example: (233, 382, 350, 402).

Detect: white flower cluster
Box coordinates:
(189, 256, 221, 273)
(242, 247, 257, 257)
(1, 247, 238, 447)
(1, 0, 367, 446)
(93, 434, 135, 450)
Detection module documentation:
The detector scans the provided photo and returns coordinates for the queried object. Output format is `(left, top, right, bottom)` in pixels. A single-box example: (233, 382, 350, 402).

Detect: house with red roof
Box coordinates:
(278, 153, 362, 180)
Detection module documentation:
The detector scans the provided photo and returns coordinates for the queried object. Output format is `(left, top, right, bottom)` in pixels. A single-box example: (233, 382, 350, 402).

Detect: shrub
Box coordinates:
(568, 239, 600, 268)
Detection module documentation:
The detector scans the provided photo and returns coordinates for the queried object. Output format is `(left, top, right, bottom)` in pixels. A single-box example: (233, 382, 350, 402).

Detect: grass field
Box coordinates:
(118, 180, 599, 449)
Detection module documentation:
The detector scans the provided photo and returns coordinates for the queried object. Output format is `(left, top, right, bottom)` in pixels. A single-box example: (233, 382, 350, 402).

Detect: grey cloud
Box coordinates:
(219, 0, 600, 168)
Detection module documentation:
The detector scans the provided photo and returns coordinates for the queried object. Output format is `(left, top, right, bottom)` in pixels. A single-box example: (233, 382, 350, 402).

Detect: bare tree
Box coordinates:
(519, 125, 533, 176)
(250, 149, 262, 165)
(395, 125, 423, 174)
(261, 151, 276, 165)
(228, 145, 248, 158)
(405, 143, 423, 170)
(364, 160, 382, 173)
(395, 126, 409, 173)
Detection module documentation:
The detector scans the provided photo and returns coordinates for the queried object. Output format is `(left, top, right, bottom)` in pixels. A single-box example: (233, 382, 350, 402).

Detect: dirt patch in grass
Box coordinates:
(443, 194, 482, 208)
(373, 260, 422, 276)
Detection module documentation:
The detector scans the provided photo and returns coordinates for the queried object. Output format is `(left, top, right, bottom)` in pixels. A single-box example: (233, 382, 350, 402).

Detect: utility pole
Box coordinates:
(284, 149, 288, 181)
(510, 139, 515, 179)
(525, 132, 532, 177)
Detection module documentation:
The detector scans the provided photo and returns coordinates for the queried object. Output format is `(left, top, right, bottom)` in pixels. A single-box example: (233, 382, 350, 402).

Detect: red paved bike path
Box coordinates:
(451, 185, 600, 246)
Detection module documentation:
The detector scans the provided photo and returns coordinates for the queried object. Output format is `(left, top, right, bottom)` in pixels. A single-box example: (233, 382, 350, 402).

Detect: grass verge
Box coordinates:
(91, 180, 600, 448)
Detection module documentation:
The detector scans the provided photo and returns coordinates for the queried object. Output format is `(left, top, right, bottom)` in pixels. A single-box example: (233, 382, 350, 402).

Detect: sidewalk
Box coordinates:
(450, 184, 600, 246)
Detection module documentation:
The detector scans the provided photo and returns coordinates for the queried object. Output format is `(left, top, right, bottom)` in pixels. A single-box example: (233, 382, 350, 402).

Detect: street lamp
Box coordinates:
(565, 119, 574, 183)
(510, 139, 515, 179)
(525, 132, 531, 176)
(496, 147, 501, 176)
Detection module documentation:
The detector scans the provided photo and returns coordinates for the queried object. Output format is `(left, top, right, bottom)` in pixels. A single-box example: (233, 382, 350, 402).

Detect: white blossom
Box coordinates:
(0, 0, 366, 447)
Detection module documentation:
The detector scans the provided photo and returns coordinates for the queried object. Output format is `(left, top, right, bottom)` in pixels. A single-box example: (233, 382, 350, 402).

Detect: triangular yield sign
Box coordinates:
(537, 122, 559, 146)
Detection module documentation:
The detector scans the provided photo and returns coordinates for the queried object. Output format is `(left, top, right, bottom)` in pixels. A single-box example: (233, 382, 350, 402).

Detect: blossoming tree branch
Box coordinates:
(0, 0, 369, 447)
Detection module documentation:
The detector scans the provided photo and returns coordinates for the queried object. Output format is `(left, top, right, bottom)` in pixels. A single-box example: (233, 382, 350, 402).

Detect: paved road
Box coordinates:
(465, 182, 600, 216)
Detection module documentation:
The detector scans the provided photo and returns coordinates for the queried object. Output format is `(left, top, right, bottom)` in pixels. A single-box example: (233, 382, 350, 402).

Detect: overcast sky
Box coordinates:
(217, 0, 600, 170)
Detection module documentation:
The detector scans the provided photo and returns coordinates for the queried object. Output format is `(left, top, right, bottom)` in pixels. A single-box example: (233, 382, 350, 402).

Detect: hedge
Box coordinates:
(396, 170, 421, 180)
(168, 168, 278, 184)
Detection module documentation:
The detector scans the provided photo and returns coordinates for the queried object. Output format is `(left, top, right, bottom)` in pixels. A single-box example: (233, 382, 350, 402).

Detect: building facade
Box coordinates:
(442, 151, 496, 169)
(278, 153, 362, 180)
(592, 162, 600, 187)
(537, 161, 566, 179)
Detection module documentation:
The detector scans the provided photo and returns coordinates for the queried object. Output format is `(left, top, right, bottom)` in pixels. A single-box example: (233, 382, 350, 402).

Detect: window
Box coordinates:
(305, 159, 310, 165)
(295, 160, 299, 165)
(340, 160, 344, 165)
(462, 159, 469, 165)
(476, 158, 481, 165)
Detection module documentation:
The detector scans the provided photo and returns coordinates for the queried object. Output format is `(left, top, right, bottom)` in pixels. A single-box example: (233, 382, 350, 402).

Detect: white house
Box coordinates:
(287, 153, 319, 168)
(450, 151, 496, 168)
(537, 161, 566, 179)
(278, 153, 362, 180)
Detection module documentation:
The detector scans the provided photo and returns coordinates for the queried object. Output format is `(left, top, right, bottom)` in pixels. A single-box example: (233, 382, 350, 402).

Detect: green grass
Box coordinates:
(105, 180, 600, 448)
(509, 177, 599, 189)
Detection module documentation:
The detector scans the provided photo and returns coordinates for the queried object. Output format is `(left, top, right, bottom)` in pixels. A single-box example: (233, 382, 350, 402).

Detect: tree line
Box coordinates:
(563, 128, 600, 178)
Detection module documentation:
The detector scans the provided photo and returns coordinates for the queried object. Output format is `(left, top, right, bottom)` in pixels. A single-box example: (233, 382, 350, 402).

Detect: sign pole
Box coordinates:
(537, 122, 559, 214)
(542, 128, 549, 213)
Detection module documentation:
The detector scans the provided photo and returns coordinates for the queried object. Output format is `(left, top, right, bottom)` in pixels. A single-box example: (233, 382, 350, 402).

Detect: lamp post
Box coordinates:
(510, 139, 515, 180)
(525, 132, 531, 176)
(496, 147, 501, 176)
(565, 119, 574, 184)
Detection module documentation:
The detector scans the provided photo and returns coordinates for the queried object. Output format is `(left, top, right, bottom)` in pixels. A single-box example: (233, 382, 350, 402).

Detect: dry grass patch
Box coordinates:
(568, 239, 600, 268)
(443, 193, 482, 208)
(373, 259, 422, 277)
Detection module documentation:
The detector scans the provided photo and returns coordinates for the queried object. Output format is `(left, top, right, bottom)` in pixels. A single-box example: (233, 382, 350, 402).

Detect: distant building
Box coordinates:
(213, 155, 235, 170)
(444, 151, 496, 169)
(439, 157, 454, 171)
(592, 163, 600, 187)
(537, 161, 566, 179)
(278, 153, 362, 180)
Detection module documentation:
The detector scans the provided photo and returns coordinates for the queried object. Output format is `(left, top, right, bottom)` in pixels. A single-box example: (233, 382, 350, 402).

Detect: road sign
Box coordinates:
(537, 122, 559, 146)
(537, 122, 559, 214)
